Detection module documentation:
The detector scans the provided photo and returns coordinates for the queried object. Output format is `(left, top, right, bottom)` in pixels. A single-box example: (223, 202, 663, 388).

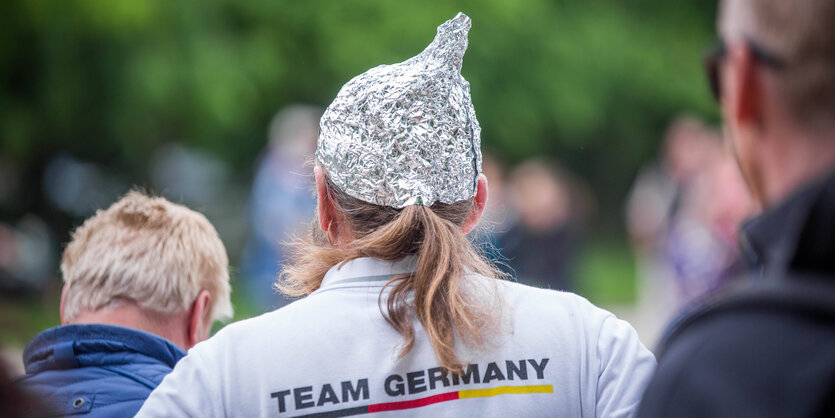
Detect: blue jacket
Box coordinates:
(16, 324, 185, 417)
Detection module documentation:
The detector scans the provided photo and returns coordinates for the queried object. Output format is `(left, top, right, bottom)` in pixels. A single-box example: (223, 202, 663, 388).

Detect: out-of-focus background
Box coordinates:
(1, 0, 753, 372)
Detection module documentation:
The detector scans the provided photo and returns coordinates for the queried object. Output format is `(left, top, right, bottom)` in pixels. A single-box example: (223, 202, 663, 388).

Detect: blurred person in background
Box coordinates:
(626, 116, 732, 341)
(665, 136, 752, 303)
(15, 191, 233, 417)
(240, 104, 321, 312)
(626, 117, 722, 287)
(0, 218, 56, 295)
(138, 14, 654, 417)
(639, 0, 835, 416)
(627, 116, 720, 260)
(499, 159, 591, 292)
(0, 156, 62, 295)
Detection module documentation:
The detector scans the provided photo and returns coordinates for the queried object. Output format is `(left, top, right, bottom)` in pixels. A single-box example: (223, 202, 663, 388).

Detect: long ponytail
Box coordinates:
(278, 174, 503, 373)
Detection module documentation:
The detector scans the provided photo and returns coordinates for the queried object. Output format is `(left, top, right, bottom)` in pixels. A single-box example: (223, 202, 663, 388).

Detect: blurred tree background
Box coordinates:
(0, 0, 720, 345)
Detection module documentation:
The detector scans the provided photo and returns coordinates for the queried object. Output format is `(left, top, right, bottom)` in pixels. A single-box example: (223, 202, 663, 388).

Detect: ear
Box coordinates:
(726, 43, 763, 129)
(60, 284, 69, 325)
(462, 174, 489, 234)
(187, 289, 213, 349)
(314, 166, 335, 235)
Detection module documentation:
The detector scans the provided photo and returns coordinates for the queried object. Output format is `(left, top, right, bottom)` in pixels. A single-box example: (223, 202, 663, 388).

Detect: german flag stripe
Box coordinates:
(367, 391, 459, 412)
(294, 385, 553, 417)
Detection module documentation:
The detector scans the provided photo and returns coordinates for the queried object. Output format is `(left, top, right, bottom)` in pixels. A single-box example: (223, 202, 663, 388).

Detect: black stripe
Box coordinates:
(293, 405, 369, 418)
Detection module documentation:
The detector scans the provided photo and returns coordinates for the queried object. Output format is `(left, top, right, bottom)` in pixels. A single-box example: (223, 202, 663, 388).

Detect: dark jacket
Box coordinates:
(638, 170, 835, 418)
(16, 324, 185, 417)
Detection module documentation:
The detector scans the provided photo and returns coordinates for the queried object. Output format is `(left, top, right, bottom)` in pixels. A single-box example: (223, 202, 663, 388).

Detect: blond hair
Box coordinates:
(61, 191, 233, 323)
(278, 174, 503, 374)
(721, 0, 835, 127)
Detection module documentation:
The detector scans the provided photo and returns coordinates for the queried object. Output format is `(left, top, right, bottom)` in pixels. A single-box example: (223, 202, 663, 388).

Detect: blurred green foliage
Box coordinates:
(0, 288, 60, 347)
(0, 2, 723, 344)
(1, 0, 718, 217)
(577, 241, 638, 305)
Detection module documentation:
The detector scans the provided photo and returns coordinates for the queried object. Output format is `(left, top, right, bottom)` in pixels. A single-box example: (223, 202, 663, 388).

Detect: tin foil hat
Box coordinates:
(316, 12, 482, 208)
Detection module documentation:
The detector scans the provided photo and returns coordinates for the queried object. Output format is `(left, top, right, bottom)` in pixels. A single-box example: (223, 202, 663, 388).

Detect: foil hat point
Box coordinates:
(412, 12, 471, 72)
(317, 12, 482, 209)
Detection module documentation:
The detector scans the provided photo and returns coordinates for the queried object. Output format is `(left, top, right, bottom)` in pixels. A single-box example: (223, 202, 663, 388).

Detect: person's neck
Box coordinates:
(70, 302, 190, 350)
(762, 130, 835, 207)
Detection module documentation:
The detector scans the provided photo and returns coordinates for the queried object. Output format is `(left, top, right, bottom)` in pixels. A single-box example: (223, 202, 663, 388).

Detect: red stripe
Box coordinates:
(367, 391, 460, 412)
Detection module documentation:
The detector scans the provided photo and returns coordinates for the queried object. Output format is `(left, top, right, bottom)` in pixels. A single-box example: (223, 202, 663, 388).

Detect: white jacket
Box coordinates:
(138, 257, 655, 417)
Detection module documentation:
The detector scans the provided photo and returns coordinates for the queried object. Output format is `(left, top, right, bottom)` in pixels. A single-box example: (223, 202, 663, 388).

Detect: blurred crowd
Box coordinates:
(626, 116, 753, 340)
(235, 107, 753, 323)
(0, 105, 753, 322)
(0, 105, 801, 401)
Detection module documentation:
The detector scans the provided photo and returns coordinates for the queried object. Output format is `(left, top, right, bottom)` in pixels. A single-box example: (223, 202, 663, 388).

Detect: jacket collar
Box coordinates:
(741, 168, 835, 281)
(315, 256, 418, 294)
(23, 324, 186, 375)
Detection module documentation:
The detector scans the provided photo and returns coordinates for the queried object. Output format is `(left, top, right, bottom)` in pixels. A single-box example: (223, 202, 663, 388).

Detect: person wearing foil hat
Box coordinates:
(137, 13, 655, 418)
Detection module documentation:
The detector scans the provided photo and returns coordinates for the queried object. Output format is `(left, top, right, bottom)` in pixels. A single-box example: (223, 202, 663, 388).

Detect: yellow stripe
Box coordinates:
(458, 385, 554, 399)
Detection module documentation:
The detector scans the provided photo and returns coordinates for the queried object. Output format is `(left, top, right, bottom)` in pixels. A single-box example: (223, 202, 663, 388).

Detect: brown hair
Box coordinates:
(277, 173, 504, 373)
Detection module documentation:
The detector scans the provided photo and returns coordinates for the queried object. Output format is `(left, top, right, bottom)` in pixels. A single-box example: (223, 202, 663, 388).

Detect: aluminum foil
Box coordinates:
(316, 12, 482, 208)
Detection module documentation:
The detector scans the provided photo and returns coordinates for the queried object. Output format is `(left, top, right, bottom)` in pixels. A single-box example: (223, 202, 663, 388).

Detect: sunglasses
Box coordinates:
(704, 39, 785, 102)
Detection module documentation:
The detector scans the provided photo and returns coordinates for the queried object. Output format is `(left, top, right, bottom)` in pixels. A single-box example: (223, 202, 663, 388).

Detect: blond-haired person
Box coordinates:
(17, 191, 232, 417)
(139, 14, 654, 418)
